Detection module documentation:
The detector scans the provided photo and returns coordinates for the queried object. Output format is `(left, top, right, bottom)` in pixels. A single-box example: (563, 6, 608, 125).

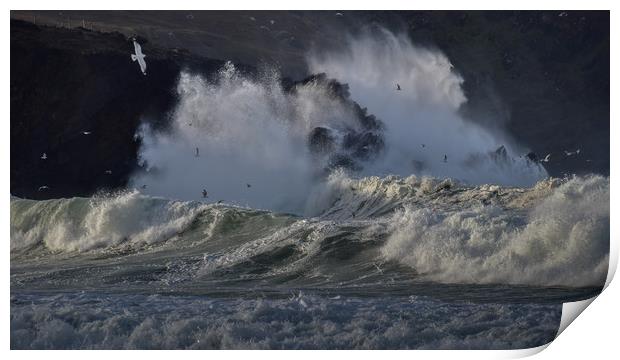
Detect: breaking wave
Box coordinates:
(130, 29, 546, 214)
(10, 175, 609, 288)
(382, 175, 609, 287)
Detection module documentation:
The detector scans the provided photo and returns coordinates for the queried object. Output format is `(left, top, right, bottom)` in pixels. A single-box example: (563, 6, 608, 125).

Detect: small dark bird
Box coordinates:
(141, 184, 147, 189)
(195, 147, 200, 157)
(217, 200, 224, 204)
(443, 154, 448, 163)
(246, 183, 251, 188)
(421, 144, 425, 148)
(396, 84, 401, 91)
(202, 189, 208, 198)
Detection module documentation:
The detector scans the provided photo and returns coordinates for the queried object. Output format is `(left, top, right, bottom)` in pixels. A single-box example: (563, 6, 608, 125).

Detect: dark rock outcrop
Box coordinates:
(308, 127, 336, 155)
(11, 20, 388, 199)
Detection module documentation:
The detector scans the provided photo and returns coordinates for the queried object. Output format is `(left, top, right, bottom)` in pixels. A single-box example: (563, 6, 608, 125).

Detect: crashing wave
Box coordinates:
(11, 174, 609, 288)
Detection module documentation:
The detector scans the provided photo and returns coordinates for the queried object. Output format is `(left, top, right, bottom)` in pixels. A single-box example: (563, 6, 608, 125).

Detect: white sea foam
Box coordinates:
(382, 175, 609, 287)
(10, 190, 209, 252)
(11, 175, 608, 289)
(10, 292, 560, 349)
(308, 29, 547, 186)
(131, 28, 546, 214)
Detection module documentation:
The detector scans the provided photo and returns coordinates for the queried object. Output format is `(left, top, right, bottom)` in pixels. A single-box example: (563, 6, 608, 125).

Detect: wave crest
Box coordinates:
(382, 175, 609, 287)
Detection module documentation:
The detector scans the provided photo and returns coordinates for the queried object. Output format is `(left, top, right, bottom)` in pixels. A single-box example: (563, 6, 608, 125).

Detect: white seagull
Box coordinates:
(82, 131, 91, 135)
(540, 154, 551, 162)
(131, 39, 147, 75)
(564, 149, 581, 156)
(40, 153, 47, 160)
(373, 262, 384, 274)
(105, 170, 112, 174)
(38, 185, 49, 191)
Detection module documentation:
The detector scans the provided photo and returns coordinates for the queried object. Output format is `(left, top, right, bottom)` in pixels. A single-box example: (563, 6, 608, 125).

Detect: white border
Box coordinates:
(3, 1, 618, 358)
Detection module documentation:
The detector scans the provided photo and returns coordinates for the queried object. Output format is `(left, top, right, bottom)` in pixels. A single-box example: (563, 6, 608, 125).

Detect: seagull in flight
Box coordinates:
(82, 131, 92, 135)
(104, 170, 112, 174)
(40, 153, 47, 160)
(131, 39, 147, 75)
(373, 262, 384, 274)
(335, 12, 344, 16)
(564, 149, 581, 156)
(540, 154, 551, 162)
(38, 185, 49, 191)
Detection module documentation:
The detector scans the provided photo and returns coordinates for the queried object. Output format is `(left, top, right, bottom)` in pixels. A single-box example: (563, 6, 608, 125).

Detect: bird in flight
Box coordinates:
(82, 131, 92, 135)
(564, 149, 581, 156)
(38, 185, 49, 191)
(396, 84, 401, 91)
(540, 154, 552, 163)
(40, 153, 47, 160)
(131, 39, 147, 75)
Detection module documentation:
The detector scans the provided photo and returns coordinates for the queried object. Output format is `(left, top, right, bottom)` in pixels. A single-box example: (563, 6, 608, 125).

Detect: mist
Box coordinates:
(131, 29, 547, 213)
(307, 29, 546, 185)
(131, 63, 365, 213)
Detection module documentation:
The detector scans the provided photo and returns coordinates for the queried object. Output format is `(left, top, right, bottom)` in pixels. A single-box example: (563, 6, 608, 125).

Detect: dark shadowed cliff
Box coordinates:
(10, 11, 609, 199)
(11, 20, 228, 199)
(10, 19, 384, 199)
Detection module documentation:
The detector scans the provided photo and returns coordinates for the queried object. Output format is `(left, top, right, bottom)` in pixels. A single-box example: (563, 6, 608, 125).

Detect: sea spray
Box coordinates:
(308, 28, 547, 185)
(10, 175, 609, 288)
(381, 175, 609, 287)
(131, 29, 546, 213)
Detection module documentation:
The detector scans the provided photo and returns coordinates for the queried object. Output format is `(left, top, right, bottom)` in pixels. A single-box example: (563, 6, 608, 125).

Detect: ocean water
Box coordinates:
(11, 27, 609, 350)
(10, 174, 608, 349)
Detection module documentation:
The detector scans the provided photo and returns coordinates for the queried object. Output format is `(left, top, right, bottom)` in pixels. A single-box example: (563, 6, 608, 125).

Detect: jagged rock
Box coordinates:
(308, 127, 336, 155)
(526, 152, 539, 162)
(343, 131, 384, 160)
(327, 154, 361, 172)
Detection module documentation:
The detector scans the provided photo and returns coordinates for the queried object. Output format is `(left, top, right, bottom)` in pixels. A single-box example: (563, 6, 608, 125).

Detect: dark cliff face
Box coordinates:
(10, 20, 226, 199)
(10, 11, 610, 199)
(10, 20, 389, 199)
(398, 11, 609, 177)
(11, 10, 609, 181)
